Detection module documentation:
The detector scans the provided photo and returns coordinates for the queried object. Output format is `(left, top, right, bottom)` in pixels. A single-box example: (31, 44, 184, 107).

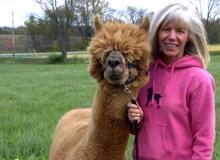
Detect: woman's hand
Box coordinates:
(127, 102, 144, 124)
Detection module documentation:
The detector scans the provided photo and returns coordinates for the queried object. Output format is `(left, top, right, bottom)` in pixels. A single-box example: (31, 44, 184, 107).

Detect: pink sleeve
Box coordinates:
(190, 78, 215, 160)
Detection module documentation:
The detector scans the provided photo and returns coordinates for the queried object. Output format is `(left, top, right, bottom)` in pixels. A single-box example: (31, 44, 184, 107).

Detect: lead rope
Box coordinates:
(123, 85, 139, 160)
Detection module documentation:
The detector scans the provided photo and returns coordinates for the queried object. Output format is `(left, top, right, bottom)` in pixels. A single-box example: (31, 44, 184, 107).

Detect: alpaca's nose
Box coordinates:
(107, 51, 122, 68)
(108, 58, 120, 68)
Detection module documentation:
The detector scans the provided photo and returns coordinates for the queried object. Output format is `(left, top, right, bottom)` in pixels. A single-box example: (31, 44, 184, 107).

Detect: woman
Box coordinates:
(128, 3, 215, 160)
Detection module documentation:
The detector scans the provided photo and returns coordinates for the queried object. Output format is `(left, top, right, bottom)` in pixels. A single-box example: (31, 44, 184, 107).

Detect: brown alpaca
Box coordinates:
(49, 16, 151, 160)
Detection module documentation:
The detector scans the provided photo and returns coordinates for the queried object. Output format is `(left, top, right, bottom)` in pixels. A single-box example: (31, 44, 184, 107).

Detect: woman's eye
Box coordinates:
(177, 28, 187, 33)
(162, 27, 169, 31)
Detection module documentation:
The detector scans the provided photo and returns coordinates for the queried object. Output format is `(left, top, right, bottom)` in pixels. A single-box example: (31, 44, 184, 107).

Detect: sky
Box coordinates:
(0, 0, 193, 27)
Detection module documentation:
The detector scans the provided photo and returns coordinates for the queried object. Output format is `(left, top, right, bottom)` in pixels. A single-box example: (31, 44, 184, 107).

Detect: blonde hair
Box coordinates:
(150, 3, 210, 68)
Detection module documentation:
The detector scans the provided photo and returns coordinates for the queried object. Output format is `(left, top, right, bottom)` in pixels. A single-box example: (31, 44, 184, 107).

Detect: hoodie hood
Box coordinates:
(155, 55, 204, 70)
(149, 55, 204, 108)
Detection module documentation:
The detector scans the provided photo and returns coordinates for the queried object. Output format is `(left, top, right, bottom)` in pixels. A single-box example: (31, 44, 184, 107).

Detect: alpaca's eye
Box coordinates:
(128, 63, 138, 69)
(105, 50, 112, 56)
(128, 62, 142, 71)
(102, 52, 111, 63)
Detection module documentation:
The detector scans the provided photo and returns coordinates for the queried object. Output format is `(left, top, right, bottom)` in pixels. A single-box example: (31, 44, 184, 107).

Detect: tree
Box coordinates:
(25, 14, 56, 52)
(75, 0, 110, 42)
(0, 27, 11, 34)
(25, 15, 41, 52)
(124, 7, 148, 24)
(104, 7, 149, 25)
(36, 0, 78, 61)
(191, 0, 220, 43)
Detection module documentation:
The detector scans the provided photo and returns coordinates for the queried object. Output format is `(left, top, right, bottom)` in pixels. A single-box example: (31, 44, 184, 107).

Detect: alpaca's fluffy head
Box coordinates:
(88, 16, 151, 88)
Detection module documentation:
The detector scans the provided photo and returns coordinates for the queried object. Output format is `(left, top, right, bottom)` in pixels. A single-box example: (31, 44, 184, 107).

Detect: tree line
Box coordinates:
(0, 0, 220, 61)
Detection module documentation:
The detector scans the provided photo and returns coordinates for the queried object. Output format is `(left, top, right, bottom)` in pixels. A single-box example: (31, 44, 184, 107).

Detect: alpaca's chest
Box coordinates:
(75, 143, 128, 160)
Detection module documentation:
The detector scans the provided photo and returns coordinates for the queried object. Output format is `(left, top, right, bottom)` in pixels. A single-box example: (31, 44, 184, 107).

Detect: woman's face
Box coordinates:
(158, 22, 189, 64)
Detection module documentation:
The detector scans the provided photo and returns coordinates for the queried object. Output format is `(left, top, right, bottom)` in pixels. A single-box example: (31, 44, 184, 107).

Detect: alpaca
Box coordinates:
(49, 15, 151, 160)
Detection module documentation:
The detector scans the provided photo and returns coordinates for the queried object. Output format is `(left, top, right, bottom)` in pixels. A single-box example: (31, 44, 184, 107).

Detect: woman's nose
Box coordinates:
(168, 30, 176, 40)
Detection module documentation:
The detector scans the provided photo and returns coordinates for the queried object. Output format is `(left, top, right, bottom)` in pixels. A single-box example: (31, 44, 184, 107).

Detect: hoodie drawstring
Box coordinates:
(151, 60, 176, 109)
(150, 60, 158, 107)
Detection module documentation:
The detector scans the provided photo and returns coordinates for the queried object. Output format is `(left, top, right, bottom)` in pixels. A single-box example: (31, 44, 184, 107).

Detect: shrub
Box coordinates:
(47, 54, 63, 64)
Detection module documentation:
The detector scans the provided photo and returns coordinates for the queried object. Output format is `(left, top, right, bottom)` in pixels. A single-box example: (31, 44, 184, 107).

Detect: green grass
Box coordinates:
(0, 64, 96, 160)
(0, 54, 219, 159)
(209, 54, 220, 159)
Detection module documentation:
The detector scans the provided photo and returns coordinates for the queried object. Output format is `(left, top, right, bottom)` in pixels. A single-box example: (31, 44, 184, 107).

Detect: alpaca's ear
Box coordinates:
(140, 16, 150, 32)
(94, 15, 102, 32)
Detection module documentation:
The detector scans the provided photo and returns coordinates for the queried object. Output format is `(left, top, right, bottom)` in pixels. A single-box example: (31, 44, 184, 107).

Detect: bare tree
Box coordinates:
(193, 0, 220, 21)
(124, 7, 148, 24)
(75, 0, 110, 42)
(191, 0, 220, 43)
(36, 0, 78, 61)
(108, 7, 148, 24)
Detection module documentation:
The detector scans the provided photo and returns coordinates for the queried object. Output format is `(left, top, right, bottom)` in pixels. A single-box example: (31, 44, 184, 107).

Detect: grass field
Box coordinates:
(0, 55, 219, 160)
(0, 64, 96, 160)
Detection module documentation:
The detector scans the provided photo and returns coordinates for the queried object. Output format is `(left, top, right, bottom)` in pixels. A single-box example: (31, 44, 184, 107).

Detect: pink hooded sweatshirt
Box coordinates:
(133, 55, 215, 160)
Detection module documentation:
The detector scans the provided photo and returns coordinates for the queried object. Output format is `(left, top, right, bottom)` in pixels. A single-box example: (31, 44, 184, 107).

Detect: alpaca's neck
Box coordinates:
(92, 83, 133, 121)
(83, 82, 137, 159)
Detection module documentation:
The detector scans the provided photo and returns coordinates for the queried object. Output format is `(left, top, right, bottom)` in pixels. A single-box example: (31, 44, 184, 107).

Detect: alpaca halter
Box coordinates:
(123, 84, 139, 160)
(123, 62, 140, 87)
(123, 62, 143, 160)
(123, 84, 135, 101)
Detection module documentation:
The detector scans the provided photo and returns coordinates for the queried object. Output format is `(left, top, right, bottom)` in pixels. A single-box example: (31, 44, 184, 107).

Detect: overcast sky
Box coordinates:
(0, 0, 193, 27)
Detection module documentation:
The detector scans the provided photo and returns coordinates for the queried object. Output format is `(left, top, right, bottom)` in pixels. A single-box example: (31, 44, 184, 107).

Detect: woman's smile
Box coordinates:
(159, 22, 189, 64)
